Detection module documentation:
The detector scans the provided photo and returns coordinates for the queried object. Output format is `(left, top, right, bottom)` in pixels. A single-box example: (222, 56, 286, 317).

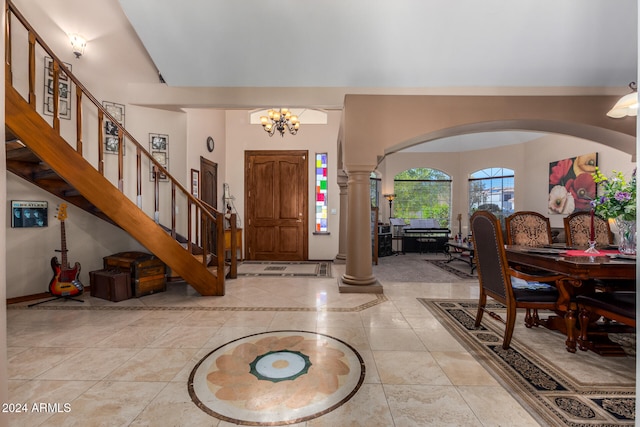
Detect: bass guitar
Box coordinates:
(49, 204, 84, 297)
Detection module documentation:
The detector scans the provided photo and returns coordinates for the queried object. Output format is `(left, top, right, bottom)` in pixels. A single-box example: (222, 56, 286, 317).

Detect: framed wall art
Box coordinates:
(548, 152, 598, 215)
(191, 169, 200, 197)
(11, 200, 48, 228)
(103, 101, 125, 155)
(149, 133, 169, 181)
(43, 57, 71, 120)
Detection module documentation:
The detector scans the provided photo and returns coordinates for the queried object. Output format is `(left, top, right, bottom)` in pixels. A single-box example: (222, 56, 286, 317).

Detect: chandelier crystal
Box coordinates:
(260, 108, 300, 137)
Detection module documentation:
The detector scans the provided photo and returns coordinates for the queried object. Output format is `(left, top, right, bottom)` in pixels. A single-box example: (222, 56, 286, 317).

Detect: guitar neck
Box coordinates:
(60, 220, 68, 268)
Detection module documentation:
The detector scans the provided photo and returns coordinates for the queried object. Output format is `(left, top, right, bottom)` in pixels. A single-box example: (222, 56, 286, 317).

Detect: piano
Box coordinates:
(397, 219, 450, 253)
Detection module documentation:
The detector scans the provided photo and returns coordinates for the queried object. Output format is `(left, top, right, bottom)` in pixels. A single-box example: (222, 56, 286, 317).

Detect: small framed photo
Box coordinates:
(11, 200, 48, 228)
(103, 101, 125, 124)
(105, 136, 120, 154)
(150, 134, 167, 150)
(191, 169, 199, 197)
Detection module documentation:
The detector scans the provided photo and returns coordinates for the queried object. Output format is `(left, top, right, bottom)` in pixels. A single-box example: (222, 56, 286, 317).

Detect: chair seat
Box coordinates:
(576, 292, 636, 320)
(513, 287, 559, 304)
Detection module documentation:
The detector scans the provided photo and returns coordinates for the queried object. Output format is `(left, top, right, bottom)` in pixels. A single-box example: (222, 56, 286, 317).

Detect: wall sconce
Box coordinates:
(383, 193, 396, 218)
(607, 82, 638, 118)
(69, 33, 86, 59)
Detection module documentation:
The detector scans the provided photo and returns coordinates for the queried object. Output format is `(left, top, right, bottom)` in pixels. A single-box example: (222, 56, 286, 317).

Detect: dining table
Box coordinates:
(504, 245, 636, 354)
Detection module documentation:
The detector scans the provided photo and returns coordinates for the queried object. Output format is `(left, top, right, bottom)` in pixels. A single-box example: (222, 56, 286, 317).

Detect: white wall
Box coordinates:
(6, 176, 144, 298)
(380, 134, 634, 236)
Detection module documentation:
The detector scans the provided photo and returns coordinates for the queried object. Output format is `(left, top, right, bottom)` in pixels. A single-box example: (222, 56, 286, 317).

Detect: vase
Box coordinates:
(614, 218, 636, 255)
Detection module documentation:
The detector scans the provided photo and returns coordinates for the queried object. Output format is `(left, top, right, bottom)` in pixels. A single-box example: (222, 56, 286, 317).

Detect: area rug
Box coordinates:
(373, 253, 463, 283)
(418, 298, 635, 426)
(237, 261, 331, 278)
(425, 259, 477, 280)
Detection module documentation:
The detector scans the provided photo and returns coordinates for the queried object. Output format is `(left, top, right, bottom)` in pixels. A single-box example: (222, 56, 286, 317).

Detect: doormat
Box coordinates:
(418, 298, 635, 426)
(238, 261, 331, 278)
(425, 259, 477, 280)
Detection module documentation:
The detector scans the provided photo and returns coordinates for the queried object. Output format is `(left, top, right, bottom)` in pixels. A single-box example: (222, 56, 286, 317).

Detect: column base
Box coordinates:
(333, 254, 346, 264)
(338, 277, 384, 294)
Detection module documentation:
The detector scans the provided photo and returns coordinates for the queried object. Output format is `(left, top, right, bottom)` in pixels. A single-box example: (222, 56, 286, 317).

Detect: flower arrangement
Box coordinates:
(591, 167, 636, 221)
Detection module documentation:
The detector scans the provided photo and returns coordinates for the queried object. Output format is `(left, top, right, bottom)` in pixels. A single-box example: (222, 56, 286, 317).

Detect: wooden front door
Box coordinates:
(200, 156, 217, 253)
(245, 150, 308, 261)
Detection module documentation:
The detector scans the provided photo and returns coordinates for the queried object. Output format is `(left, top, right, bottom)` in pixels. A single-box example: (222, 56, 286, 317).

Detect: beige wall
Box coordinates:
(379, 134, 634, 236)
(224, 110, 342, 260)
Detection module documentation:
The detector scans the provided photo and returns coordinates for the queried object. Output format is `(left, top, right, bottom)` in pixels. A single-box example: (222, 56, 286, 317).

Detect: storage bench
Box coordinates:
(89, 269, 132, 302)
(103, 251, 166, 297)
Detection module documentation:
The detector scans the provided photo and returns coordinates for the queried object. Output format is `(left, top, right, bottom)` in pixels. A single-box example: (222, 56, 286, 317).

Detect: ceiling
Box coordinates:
(118, 0, 637, 91)
(116, 1, 638, 152)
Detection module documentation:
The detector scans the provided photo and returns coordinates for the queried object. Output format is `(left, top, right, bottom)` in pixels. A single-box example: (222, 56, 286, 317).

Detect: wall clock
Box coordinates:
(206, 136, 215, 152)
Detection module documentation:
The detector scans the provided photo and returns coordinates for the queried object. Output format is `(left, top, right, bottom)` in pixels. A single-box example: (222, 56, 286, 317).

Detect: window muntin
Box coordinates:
(469, 167, 515, 220)
(393, 168, 451, 227)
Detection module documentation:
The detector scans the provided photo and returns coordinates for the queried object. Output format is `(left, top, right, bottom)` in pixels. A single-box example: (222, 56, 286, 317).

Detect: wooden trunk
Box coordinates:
(89, 269, 132, 302)
(103, 251, 166, 297)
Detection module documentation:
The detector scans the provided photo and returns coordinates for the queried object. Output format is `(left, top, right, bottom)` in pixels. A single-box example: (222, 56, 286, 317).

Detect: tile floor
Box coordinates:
(7, 258, 547, 426)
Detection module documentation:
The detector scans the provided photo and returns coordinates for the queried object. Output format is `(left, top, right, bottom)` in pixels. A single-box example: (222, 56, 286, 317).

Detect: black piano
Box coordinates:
(398, 219, 450, 253)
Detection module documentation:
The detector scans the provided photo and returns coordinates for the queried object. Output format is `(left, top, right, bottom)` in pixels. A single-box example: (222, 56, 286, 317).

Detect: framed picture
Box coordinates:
(103, 101, 125, 154)
(548, 152, 598, 215)
(11, 200, 48, 228)
(191, 169, 200, 197)
(43, 57, 72, 120)
(149, 133, 169, 181)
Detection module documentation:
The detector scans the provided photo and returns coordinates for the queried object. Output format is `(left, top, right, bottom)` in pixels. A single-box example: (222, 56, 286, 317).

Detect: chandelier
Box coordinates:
(260, 108, 300, 137)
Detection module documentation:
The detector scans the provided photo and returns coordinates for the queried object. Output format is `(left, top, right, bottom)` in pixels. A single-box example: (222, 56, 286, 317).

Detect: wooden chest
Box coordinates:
(89, 269, 132, 302)
(103, 251, 166, 297)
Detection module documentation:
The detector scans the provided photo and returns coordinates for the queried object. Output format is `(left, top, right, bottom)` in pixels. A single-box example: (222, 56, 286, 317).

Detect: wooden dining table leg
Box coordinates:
(564, 306, 578, 353)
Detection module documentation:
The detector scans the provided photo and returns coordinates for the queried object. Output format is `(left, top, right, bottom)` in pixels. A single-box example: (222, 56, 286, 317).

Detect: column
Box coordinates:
(339, 168, 383, 293)
(334, 171, 348, 264)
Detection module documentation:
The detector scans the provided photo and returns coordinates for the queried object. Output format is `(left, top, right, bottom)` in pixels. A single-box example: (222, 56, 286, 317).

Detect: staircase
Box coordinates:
(4, 0, 237, 296)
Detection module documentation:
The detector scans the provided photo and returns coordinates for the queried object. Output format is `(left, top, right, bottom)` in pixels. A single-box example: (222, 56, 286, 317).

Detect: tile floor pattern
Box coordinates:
(7, 258, 570, 426)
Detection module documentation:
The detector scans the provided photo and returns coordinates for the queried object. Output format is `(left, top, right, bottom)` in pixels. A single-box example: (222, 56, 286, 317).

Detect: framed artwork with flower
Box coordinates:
(548, 152, 597, 215)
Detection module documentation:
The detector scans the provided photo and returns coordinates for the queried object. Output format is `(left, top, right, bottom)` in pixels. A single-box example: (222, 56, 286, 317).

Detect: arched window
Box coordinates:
(393, 168, 452, 227)
(469, 167, 515, 220)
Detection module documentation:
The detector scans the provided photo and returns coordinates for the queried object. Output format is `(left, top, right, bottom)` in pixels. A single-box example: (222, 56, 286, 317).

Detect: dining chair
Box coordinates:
(576, 291, 636, 352)
(505, 211, 553, 247)
(471, 210, 565, 349)
(564, 211, 613, 248)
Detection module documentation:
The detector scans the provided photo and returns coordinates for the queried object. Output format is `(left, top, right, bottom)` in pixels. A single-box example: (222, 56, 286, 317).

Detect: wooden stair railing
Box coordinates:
(5, 0, 237, 296)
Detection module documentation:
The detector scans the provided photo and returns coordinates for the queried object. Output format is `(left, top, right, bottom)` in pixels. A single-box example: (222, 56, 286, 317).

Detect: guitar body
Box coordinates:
(48, 204, 84, 297)
(49, 256, 84, 297)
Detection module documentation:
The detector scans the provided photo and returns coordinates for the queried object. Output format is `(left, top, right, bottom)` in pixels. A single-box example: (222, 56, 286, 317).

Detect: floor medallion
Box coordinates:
(189, 330, 365, 425)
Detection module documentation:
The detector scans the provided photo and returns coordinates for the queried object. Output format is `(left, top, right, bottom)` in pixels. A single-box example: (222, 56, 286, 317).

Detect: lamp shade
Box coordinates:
(607, 92, 639, 118)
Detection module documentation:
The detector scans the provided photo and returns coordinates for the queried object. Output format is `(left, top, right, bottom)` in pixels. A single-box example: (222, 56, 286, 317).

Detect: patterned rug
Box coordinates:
(418, 298, 635, 427)
(237, 261, 331, 278)
(425, 259, 477, 280)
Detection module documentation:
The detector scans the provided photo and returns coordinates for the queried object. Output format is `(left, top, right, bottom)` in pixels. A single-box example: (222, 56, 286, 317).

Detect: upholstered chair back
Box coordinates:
(564, 211, 612, 248)
(470, 211, 511, 302)
(505, 211, 552, 247)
